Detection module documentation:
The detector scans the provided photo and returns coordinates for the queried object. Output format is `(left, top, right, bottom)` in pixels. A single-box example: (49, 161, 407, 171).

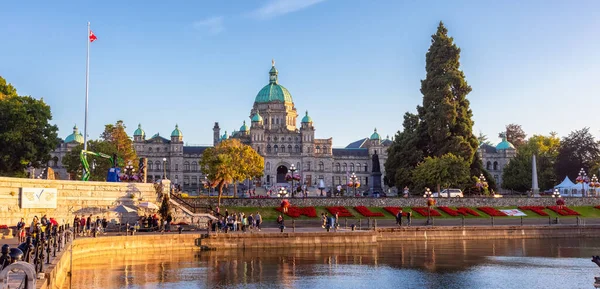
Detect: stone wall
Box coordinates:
(0, 177, 158, 227)
(197, 196, 600, 208)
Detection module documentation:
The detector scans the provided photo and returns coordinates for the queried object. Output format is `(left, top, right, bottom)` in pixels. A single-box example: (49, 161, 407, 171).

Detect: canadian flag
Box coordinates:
(89, 30, 97, 42)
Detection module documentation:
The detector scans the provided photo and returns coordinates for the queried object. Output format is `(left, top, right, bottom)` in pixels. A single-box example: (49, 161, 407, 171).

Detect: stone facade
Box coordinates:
(48, 125, 85, 180)
(478, 136, 517, 188)
(133, 62, 393, 194)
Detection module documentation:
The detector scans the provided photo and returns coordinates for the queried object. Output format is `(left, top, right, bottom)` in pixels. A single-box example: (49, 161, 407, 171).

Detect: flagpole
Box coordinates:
(84, 22, 90, 152)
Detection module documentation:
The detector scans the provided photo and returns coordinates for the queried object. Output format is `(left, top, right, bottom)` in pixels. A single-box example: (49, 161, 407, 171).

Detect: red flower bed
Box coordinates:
(594, 206, 600, 210)
(518, 206, 549, 216)
(437, 207, 481, 217)
(477, 207, 507, 217)
(383, 207, 409, 217)
(326, 206, 354, 217)
(546, 206, 580, 216)
(354, 206, 384, 217)
(172, 222, 189, 225)
(411, 207, 442, 217)
(0, 225, 7, 229)
(275, 206, 318, 218)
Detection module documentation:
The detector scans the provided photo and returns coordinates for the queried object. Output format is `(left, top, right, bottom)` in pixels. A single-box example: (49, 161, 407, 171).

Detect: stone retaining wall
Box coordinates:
(198, 196, 600, 208)
(0, 177, 157, 226)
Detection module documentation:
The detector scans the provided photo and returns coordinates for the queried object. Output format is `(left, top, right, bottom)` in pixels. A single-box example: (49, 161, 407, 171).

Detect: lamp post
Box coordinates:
(576, 168, 588, 197)
(590, 174, 599, 197)
(162, 158, 167, 179)
(349, 172, 358, 196)
(289, 164, 297, 198)
(125, 161, 134, 181)
(423, 187, 433, 225)
(552, 188, 561, 198)
(477, 173, 488, 196)
(278, 187, 287, 198)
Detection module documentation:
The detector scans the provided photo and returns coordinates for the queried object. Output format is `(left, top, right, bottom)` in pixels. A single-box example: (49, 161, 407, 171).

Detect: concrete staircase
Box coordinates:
(168, 197, 216, 229)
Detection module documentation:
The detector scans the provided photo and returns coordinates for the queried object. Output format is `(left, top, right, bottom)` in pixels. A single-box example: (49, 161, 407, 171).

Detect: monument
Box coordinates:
(370, 152, 383, 196)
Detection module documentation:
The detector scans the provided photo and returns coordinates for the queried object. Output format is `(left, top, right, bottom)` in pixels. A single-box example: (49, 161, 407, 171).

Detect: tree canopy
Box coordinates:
(555, 127, 599, 181)
(500, 123, 527, 148)
(199, 139, 264, 205)
(101, 120, 137, 167)
(412, 153, 471, 193)
(0, 76, 58, 177)
(62, 140, 118, 181)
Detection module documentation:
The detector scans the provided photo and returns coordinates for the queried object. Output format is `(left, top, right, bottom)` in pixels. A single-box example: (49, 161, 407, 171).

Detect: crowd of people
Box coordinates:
(133, 213, 173, 232)
(15, 214, 61, 242)
(73, 215, 108, 237)
(210, 208, 263, 233)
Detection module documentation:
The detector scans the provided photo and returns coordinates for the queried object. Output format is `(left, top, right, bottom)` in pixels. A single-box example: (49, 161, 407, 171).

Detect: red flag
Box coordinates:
(89, 30, 97, 42)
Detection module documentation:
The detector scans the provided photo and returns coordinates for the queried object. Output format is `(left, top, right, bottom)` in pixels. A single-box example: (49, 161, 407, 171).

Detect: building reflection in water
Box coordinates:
(65, 238, 599, 289)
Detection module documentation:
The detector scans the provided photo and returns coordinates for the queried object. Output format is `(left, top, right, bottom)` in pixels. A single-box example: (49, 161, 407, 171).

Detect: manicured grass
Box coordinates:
(218, 206, 600, 220)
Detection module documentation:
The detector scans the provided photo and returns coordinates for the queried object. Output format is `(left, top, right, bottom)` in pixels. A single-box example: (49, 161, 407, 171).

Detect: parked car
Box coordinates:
(432, 189, 464, 198)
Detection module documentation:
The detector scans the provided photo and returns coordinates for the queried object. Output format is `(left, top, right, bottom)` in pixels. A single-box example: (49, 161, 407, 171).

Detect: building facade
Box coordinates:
(478, 135, 517, 188)
(133, 61, 392, 194)
(49, 125, 84, 180)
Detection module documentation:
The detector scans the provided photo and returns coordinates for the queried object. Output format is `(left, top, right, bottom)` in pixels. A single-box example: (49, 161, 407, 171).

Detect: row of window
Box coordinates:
(147, 161, 201, 172)
(486, 161, 499, 171)
(264, 162, 368, 172)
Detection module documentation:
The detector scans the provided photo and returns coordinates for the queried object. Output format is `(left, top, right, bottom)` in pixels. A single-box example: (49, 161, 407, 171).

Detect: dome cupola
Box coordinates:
(171, 124, 183, 137)
(496, 135, 515, 150)
(370, 128, 381, 140)
(301, 110, 312, 123)
(65, 125, 84, 144)
(240, 121, 249, 132)
(254, 59, 293, 103)
(133, 123, 145, 138)
(251, 111, 263, 123)
(221, 131, 229, 141)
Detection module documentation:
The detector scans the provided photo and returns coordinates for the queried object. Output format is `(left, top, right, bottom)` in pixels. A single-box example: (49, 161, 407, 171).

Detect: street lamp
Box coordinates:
(590, 174, 600, 197)
(576, 168, 588, 197)
(552, 188, 561, 198)
(289, 164, 297, 198)
(162, 158, 167, 179)
(125, 161, 135, 181)
(278, 187, 287, 198)
(349, 172, 359, 196)
(423, 187, 433, 225)
(477, 173, 488, 196)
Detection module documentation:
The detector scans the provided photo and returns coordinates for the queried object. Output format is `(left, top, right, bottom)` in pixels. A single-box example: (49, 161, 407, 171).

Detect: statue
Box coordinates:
(372, 153, 381, 173)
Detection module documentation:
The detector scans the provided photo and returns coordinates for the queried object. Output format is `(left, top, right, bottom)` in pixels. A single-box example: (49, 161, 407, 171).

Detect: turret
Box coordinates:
(213, 122, 220, 146)
(170, 124, 183, 143)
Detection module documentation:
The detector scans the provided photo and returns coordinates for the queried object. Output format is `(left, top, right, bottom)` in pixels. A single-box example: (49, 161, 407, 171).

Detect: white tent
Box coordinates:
(554, 176, 575, 189)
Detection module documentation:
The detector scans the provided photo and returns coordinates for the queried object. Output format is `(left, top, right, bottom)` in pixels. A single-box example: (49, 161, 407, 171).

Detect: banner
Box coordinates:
(20, 188, 58, 209)
(499, 209, 527, 217)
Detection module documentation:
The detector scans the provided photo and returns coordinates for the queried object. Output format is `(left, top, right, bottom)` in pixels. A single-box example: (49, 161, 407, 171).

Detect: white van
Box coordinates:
(432, 189, 464, 198)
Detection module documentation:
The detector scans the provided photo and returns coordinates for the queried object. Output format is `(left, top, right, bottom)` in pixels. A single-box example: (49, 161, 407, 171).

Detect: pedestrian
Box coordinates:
(406, 210, 412, 226)
(79, 216, 86, 236)
(334, 212, 339, 229)
(166, 214, 173, 232)
(396, 208, 403, 226)
(255, 212, 262, 231)
(248, 214, 254, 231)
(102, 216, 108, 234)
(276, 214, 284, 230)
(86, 215, 92, 236)
(40, 215, 48, 227)
(96, 216, 102, 234)
(321, 213, 327, 228)
(17, 218, 26, 243)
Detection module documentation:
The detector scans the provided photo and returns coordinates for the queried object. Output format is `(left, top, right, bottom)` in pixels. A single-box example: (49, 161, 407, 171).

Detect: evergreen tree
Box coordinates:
(417, 21, 478, 163)
(384, 112, 422, 189)
(555, 128, 599, 181)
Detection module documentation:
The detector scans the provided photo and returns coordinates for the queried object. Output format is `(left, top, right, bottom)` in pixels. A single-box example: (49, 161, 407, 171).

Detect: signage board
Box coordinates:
(20, 187, 58, 209)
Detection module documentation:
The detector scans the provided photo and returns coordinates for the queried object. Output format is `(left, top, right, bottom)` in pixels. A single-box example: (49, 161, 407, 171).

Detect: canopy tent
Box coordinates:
(554, 176, 575, 189)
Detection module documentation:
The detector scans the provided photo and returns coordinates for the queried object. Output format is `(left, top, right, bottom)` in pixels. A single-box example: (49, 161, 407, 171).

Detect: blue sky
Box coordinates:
(2, 0, 599, 147)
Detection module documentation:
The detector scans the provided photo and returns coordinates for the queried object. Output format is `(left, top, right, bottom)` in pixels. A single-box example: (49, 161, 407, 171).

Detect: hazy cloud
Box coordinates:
(250, 0, 327, 20)
(193, 16, 225, 35)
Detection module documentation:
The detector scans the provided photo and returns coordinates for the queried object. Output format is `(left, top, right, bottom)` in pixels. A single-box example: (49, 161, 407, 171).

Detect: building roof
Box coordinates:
(479, 143, 497, 153)
(171, 124, 183, 137)
(332, 148, 369, 157)
(133, 124, 145, 137)
(346, 138, 368, 149)
(254, 61, 293, 103)
(147, 133, 170, 144)
(301, 110, 312, 123)
(240, 121, 248, 132)
(251, 111, 263, 122)
(370, 128, 381, 140)
(496, 137, 515, 150)
(183, 146, 210, 155)
(64, 125, 84, 144)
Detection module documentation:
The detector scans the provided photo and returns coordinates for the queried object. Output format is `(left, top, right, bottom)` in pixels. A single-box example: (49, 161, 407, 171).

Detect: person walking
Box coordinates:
(102, 216, 108, 234)
(396, 208, 403, 226)
(248, 214, 254, 231)
(86, 214, 92, 237)
(79, 216, 86, 236)
(276, 214, 285, 232)
(73, 215, 80, 236)
(166, 214, 173, 232)
(17, 218, 26, 243)
(406, 210, 412, 226)
(255, 212, 262, 231)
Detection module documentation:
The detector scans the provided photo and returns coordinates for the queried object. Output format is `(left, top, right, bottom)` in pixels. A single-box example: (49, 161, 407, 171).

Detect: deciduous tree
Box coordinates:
(100, 120, 137, 167)
(0, 76, 58, 177)
(500, 123, 527, 148)
(412, 153, 471, 193)
(62, 140, 117, 181)
(555, 128, 599, 181)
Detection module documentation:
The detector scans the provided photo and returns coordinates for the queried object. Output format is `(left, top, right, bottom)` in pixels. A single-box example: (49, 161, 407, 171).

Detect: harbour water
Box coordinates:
(66, 238, 599, 289)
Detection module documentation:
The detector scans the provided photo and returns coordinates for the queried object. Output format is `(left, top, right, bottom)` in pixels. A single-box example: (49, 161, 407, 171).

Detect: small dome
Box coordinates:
(65, 125, 84, 144)
(301, 111, 312, 123)
(133, 123, 145, 137)
(240, 121, 249, 132)
(496, 137, 515, 150)
(171, 124, 183, 137)
(251, 111, 263, 122)
(370, 128, 381, 140)
(254, 60, 294, 103)
(221, 131, 229, 140)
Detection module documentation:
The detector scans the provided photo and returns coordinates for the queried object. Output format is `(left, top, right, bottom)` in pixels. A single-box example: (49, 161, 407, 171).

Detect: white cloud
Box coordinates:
(193, 16, 225, 35)
(250, 0, 327, 20)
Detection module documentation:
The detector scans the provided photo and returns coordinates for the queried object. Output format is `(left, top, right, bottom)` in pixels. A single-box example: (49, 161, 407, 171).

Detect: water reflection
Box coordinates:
(67, 238, 600, 289)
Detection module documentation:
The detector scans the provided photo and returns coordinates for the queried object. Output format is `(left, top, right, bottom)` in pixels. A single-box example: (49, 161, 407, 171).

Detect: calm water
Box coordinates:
(67, 238, 600, 289)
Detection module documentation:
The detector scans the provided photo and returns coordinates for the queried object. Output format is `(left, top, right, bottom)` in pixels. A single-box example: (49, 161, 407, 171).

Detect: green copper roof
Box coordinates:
(251, 111, 263, 122)
(240, 121, 248, 132)
(133, 123, 145, 137)
(254, 61, 293, 103)
(65, 125, 84, 144)
(370, 128, 381, 140)
(221, 131, 229, 140)
(171, 124, 183, 137)
(496, 137, 515, 150)
(301, 110, 312, 123)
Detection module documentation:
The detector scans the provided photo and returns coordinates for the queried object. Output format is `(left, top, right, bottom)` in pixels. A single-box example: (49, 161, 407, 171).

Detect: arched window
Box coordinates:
(297, 162, 301, 171)
(281, 146, 285, 153)
(148, 162, 153, 171)
(486, 161, 492, 170)
(350, 163, 355, 172)
(295, 145, 300, 153)
(288, 145, 292, 152)
(191, 162, 198, 172)
(266, 162, 271, 171)
(364, 164, 368, 172)
(335, 163, 340, 172)
(274, 145, 278, 153)
(319, 161, 324, 171)
(307, 161, 311, 171)
(257, 146, 261, 153)
(175, 164, 179, 171)
(267, 145, 272, 153)
(493, 161, 498, 170)
(148, 147, 153, 152)
(316, 146, 321, 153)
(184, 162, 190, 171)
(343, 163, 347, 172)
(164, 147, 168, 152)
(156, 161, 161, 170)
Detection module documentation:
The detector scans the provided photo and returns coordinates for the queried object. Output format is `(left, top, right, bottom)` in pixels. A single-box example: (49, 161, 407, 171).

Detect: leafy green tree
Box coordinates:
(417, 21, 478, 163)
(62, 140, 117, 181)
(384, 112, 422, 189)
(100, 120, 137, 167)
(199, 139, 264, 205)
(555, 127, 599, 181)
(412, 153, 471, 193)
(477, 131, 493, 146)
(469, 152, 497, 193)
(500, 123, 527, 148)
(0, 76, 58, 177)
(501, 154, 531, 193)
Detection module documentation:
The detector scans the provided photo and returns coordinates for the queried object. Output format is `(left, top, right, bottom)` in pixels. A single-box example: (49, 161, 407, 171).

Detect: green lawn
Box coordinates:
(217, 205, 600, 221)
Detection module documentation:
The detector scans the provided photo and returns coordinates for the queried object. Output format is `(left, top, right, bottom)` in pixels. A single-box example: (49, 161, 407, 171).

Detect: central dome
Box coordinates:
(254, 60, 294, 103)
